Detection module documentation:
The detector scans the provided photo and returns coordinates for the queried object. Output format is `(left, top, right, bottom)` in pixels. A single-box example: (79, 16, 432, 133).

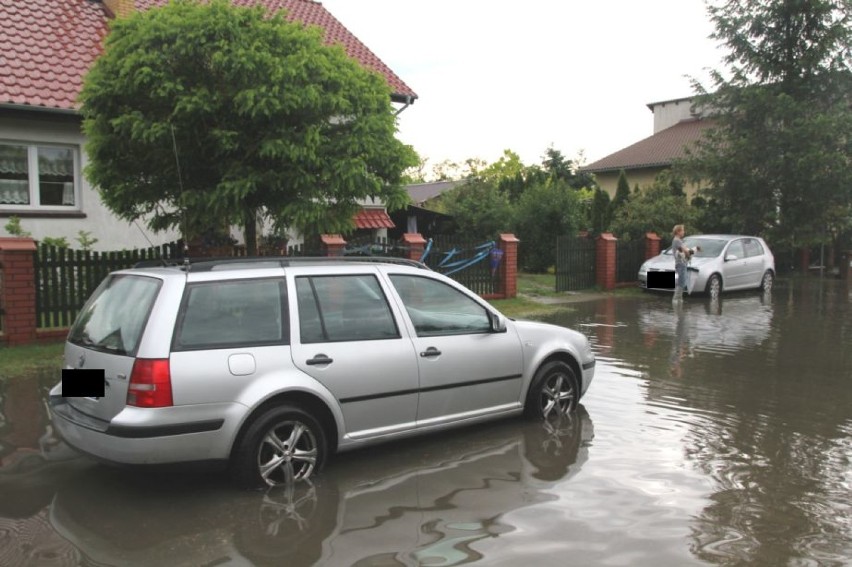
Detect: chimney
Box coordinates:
(102, 0, 135, 18)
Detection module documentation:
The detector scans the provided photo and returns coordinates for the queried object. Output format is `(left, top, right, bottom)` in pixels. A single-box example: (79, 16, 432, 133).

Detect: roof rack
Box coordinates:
(132, 255, 431, 272)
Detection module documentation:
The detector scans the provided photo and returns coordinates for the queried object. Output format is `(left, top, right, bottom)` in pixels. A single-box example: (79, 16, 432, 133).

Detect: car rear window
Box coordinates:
(68, 275, 162, 356)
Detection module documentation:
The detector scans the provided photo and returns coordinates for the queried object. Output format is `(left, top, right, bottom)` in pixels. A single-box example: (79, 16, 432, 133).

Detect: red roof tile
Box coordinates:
(0, 0, 416, 112)
(354, 208, 395, 229)
(582, 119, 716, 173)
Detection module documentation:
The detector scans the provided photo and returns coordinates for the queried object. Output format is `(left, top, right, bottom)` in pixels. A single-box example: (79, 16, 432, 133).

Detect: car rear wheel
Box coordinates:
(231, 404, 326, 488)
(760, 270, 774, 291)
(706, 274, 722, 299)
(525, 361, 579, 420)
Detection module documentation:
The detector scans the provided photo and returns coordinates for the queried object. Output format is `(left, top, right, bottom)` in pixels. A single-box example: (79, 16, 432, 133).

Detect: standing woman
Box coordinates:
(671, 224, 690, 300)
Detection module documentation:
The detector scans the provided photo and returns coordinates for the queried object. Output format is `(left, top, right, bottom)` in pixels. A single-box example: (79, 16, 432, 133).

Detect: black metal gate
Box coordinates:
(556, 236, 596, 291)
(616, 238, 645, 284)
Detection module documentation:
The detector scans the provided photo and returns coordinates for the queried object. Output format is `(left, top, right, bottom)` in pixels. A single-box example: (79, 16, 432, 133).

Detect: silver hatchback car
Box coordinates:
(50, 258, 595, 487)
(639, 235, 775, 297)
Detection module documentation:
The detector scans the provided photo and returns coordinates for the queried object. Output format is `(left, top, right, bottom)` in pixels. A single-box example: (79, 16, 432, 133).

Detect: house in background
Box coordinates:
(581, 97, 714, 197)
(0, 0, 417, 250)
(387, 180, 461, 240)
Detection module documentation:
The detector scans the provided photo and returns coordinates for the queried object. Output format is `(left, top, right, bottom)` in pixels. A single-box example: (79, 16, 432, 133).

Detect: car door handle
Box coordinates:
(420, 347, 441, 358)
(306, 354, 334, 366)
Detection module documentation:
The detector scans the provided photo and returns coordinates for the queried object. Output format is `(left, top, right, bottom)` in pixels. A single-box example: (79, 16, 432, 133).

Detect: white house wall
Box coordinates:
(0, 115, 179, 251)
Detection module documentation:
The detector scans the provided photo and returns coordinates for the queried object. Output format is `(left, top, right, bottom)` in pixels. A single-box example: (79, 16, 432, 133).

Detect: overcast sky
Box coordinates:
(321, 0, 726, 171)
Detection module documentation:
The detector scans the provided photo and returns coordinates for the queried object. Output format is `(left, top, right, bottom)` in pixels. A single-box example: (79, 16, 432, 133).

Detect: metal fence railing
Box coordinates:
(422, 235, 496, 296)
(555, 236, 596, 292)
(616, 238, 645, 285)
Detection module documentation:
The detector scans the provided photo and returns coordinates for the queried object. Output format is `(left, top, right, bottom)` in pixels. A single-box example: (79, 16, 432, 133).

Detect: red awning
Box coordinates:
(354, 208, 395, 229)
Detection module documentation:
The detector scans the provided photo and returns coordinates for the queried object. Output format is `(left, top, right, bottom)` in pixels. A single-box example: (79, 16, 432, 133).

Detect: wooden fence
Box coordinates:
(34, 242, 182, 329)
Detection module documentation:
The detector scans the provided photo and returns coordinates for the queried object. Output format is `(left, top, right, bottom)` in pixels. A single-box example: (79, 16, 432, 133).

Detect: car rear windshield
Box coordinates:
(68, 275, 162, 356)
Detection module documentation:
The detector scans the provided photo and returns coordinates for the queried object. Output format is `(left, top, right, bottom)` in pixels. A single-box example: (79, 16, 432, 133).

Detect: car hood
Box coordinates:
(643, 255, 716, 270)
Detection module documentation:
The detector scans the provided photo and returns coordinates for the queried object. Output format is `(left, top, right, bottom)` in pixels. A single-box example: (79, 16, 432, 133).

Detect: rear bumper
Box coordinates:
(49, 394, 246, 465)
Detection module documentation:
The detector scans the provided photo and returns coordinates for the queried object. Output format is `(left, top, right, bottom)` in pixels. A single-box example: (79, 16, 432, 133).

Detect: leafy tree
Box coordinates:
(610, 171, 699, 241)
(590, 188, 612, 234)
(611, 169, 631, 212)
(515, 180, 585, 272)
(440, 179, 514, 241)
(81, 0, 415, 254)
(684, 0, 851, 252)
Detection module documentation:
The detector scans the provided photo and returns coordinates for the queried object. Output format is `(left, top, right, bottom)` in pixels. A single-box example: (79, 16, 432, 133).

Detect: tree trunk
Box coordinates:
(244, 209, 258, 256)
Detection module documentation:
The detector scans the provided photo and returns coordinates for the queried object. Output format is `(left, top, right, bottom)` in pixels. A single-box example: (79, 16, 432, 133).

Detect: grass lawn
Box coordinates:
(0, 341, 64, 380)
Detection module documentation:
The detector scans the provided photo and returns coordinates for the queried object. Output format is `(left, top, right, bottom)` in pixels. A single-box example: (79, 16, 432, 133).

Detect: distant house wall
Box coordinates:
(0, 113, 179, 249)
(650, 98, 697, 133)
(595, 166, 702, 199)
(595, 168, 664, 197)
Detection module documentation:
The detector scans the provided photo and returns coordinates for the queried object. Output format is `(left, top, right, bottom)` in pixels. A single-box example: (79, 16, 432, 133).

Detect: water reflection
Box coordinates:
(549, 278, 852, 566)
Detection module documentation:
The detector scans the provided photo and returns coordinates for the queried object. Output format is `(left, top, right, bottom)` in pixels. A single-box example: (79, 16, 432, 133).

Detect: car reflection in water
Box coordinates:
(640, 291, 775, 367)
(48, 408, 593, 566)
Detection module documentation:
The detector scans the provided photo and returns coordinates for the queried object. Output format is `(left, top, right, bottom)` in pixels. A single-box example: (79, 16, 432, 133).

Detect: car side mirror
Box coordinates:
(725, 254, 739, 262)
(488, 311, 507, 333)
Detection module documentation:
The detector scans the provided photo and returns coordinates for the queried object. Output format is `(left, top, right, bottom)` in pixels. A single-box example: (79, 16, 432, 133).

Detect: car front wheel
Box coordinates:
(760, 270, 774, 291)
(525, 361, 579, 420)
(706, 274, 722, 299)
(231, 404, 327, 488)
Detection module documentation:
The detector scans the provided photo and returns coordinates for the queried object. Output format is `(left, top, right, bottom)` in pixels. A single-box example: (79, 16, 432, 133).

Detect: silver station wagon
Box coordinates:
(50, 258, 595, 487)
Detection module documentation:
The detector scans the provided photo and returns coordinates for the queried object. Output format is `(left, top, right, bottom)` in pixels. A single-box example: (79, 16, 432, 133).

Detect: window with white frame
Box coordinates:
(0, 142, 78, 209)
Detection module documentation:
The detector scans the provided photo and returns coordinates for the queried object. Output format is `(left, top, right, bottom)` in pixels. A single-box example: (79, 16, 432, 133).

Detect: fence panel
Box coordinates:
(616, 238, 645, 284)
(422, 235, 496, 296)
(34, 241, 180, 329)
(555, 236, 596, 291)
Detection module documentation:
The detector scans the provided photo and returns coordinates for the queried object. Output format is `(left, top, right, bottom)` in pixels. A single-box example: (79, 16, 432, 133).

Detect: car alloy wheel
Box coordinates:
(707, 274, 722, 299)
(232, 404, 326, 488)
(526, 361, 578, 420)
(761, 271, 774, 292)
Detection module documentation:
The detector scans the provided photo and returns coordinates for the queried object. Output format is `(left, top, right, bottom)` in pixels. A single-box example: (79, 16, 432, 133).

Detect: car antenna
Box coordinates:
(170, 124, 191, 273)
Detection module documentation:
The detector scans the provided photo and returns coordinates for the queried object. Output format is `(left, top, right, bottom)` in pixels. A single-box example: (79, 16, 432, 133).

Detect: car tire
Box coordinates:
(706, 274, 722, 299)
(760, 270, 774, 292)
(524, 361, 579, 420)
(231, 404, 327, 488)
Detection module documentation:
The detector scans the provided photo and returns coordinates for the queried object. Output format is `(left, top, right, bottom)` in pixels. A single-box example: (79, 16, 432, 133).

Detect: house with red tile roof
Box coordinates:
(581, 97, 713, 197)
(0, 0, 416, 249)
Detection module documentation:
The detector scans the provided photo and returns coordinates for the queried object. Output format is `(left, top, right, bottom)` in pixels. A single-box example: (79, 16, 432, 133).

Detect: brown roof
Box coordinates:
(0, 0, 416, 113)
(582, 119, 715, 174)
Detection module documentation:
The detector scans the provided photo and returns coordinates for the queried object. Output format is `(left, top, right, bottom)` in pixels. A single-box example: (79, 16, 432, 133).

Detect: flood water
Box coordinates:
(1, 277, 850, 566)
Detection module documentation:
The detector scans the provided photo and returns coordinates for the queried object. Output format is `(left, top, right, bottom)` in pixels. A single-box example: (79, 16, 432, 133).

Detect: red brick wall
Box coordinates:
(498, 234, 519, 299)
(0, 238, 37, 345)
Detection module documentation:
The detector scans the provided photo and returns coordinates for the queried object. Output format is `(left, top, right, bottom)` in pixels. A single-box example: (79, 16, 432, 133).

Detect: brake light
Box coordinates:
(127, 358, 173, 408)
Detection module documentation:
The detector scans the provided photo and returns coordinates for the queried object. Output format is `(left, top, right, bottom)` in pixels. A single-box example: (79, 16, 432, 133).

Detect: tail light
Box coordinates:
(127, 358, 173, 408)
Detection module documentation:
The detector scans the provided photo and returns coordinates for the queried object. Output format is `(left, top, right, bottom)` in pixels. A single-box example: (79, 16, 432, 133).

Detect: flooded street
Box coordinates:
(1, 277, 850, 566)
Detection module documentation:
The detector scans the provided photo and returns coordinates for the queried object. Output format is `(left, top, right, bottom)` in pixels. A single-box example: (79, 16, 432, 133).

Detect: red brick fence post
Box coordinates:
(321, 234, 346, 257)
(596, 233, 617, 290)
(402, 233, 426, 262)
(498, 233, 519, 299)
(645, 232, 661, 259)
(0, 237, 37, 345)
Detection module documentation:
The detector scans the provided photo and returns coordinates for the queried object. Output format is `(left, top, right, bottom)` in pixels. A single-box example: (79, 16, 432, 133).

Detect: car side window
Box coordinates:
(744, 238, 764, 258)
(727, 240, 746, 260)
(390, 274, 491, 337)
(174, 278, 287, 350)
(296, 275, 399, 343)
